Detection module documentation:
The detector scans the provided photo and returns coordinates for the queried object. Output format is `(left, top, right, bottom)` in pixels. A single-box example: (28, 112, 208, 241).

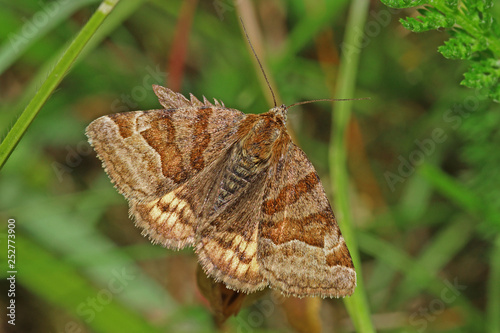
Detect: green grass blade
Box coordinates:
(286, 1, 349, 56)
(393, 217, 475, 304)
(5, 189, 177, 313)
(16, 234, 164, 333)
(0, 0, 100, 74)
(418, 163, 500, 224)
(0, 0, 120, 170)
(328, 0, 374, 331)
(357, 230, 484, 330)
(418, 163, 482, 214)
(3, 0, 145, 126)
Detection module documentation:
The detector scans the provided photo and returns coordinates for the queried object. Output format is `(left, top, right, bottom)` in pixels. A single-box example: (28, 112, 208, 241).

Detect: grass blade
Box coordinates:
(0, 0, 120, 170)
(0, 0, 99, 74)
(15, 234, 164, 333)
(328, 0, 374, 331)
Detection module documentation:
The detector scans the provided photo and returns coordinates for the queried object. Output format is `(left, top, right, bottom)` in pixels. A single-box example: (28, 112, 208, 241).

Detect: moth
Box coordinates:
(86, 85, 356, 298)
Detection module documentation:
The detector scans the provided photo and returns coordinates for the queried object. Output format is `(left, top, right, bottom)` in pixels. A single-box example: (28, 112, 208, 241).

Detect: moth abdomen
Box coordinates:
(213, 155, 256, 210)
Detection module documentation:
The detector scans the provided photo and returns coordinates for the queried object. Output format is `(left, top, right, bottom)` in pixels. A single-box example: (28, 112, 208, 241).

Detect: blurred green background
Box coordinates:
(1, 0, 500, 332)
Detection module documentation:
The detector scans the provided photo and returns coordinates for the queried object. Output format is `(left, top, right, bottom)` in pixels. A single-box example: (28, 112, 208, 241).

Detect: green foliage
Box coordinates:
(2, 0, 500, 332)
(459, 106, 500, 232)
(381, 0, 500, 101)
(381, 0, 427, 7)
(401, 7, 455, 31)
(462, 58, 500, 97)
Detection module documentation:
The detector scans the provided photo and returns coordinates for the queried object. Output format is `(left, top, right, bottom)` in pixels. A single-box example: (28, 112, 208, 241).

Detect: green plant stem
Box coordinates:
(7, 0, 145, 122)
(328, 0, 374, 331)
(0, 0, 120, 170)
(0, 0, 100, 74)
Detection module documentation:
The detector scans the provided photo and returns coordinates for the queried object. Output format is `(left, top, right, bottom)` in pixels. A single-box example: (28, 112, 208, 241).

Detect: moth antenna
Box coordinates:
(239, 17, 277, 107)
(287, 97, 370, 109)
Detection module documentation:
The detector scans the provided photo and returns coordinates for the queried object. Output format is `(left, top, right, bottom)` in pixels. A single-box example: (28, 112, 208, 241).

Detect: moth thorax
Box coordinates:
(242, 118, 281, 163)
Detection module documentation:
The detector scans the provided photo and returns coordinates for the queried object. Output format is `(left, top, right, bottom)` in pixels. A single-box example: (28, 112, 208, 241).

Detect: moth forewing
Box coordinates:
(86, 86, 356, 298)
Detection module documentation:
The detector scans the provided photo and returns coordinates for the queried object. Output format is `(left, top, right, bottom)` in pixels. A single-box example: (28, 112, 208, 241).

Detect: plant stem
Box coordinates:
(0, 0, 120, 170)
(0, 0, 100, 74)
(328, 0, 374, 331)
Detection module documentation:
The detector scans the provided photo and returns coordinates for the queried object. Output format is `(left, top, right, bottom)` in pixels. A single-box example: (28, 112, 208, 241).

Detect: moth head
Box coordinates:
(270, 104, 288, 124)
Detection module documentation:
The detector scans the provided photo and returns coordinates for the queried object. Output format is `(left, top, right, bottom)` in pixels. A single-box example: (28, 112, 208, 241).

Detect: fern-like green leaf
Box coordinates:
(438, 29, 488, 60)
(382, 0, 500, 102)
(400, 7, 455, 32)
(444, 0, 458, 7)
(462, 59, 500, 101)
(380, 0, 427, 9)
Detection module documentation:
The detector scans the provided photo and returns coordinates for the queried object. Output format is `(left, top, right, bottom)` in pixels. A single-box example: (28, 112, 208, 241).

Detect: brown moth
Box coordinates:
(86, 85, 356, 298)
